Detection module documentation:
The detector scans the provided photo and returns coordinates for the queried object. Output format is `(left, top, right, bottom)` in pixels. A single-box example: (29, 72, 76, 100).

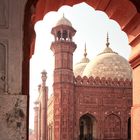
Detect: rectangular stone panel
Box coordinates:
(0, 0, 9, 28)
(0, 94, 27, 140)
(79, 94, 98, 105)
(103, 97, 122, 106)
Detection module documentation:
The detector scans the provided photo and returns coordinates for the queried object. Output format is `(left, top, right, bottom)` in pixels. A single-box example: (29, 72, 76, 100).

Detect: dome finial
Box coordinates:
(99, 33, 113, 54)
(106, 32, 110, 47)
(84, 43, 87, 58)
(63, 13, 65, 18)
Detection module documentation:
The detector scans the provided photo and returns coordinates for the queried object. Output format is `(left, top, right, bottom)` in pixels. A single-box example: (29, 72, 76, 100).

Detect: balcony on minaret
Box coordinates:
(50, 15, 77, 72)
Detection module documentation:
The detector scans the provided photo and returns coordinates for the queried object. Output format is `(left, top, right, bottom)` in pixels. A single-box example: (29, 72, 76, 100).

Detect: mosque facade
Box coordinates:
(34, 16, 132, 140)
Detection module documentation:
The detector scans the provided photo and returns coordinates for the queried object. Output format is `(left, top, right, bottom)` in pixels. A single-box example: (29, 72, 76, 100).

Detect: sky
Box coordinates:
(29, 2, 131, 129)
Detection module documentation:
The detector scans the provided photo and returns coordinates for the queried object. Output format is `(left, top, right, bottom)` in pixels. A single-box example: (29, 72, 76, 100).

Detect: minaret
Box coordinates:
(36, 70, 48, 140)
(51, 15, 77, 140)
(34, 101, 39, 140)
(41, 70, 48, 140)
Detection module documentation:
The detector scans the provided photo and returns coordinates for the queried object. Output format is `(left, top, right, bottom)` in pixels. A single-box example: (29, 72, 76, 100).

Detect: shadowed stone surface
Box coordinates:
(0, 95, 27, 140)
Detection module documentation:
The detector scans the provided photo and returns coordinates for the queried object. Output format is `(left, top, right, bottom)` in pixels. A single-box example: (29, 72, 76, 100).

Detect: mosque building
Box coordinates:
(34, 15, 132, 140)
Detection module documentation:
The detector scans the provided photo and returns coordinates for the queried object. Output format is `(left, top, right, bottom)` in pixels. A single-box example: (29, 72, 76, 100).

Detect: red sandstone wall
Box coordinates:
(74, 81, 132, 139)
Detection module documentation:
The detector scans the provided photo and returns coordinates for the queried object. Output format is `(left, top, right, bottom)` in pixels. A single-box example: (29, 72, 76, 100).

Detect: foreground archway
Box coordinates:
(24, 1, 140, 140)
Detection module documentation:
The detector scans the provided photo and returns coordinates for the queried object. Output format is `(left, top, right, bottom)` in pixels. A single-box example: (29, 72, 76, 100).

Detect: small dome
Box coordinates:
(82, 47, 132, 80)
(74, 62, 89, 77)
(73, 44, 90, 77)
(56, 15, 72, 27)
(74, 58, 90, 77)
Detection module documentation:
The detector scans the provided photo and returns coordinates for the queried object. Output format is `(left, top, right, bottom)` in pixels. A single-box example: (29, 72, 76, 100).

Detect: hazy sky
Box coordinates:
(29, 2, 131, 129)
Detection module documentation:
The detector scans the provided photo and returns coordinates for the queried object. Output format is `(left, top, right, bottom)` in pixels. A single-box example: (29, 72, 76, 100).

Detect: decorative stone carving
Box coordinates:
(74, 76, 132, 88)
(0, 95, 27, 140)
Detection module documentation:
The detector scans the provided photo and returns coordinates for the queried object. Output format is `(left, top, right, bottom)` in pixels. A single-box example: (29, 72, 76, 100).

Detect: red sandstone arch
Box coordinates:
(23, 0, 140, 94)
(23, 0, 140, 139)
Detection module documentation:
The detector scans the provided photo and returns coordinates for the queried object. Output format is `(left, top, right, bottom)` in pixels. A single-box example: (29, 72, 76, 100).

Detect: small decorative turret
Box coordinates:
(41, 70, 47, 86)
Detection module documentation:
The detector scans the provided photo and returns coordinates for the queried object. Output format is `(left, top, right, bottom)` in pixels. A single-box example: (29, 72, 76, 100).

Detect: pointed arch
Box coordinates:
(79, 113, 97, 140)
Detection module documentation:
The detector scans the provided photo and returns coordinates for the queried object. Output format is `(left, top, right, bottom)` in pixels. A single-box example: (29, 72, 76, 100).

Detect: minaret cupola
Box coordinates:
(51, 14, 76, 42)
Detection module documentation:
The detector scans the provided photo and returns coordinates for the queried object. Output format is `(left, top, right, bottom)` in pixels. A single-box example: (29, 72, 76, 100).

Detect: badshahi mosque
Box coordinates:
(34, 16, 132, 140)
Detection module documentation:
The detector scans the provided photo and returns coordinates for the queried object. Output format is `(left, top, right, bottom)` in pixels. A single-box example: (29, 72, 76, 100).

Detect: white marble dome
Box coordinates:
(74, 57, 89, 77)
(82, 47, 132, 80)
(74, 45, 89, 77)
(56, 15, 72, 27)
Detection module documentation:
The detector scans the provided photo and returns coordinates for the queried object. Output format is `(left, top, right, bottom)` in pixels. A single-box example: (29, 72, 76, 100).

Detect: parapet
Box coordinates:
(74, 75, 132, 88)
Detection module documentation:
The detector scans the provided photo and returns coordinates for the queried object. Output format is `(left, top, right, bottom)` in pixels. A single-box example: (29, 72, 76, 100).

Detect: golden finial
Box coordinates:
(84, 43, 87, 58)
(106, 32, 110, 47)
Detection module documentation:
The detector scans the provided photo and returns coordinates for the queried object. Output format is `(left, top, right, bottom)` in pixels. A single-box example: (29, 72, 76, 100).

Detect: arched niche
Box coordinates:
(104, 114, 121, 139)
(79, 113, 97, 140)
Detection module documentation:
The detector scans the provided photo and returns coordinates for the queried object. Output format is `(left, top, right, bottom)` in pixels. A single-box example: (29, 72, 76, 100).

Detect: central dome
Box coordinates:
(74, 34, 132, 80)
(82, 47, 132, 80)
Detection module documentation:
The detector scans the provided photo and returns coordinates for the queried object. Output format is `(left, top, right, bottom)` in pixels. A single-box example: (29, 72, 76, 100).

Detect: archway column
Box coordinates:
(130, 51, 140, 140)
